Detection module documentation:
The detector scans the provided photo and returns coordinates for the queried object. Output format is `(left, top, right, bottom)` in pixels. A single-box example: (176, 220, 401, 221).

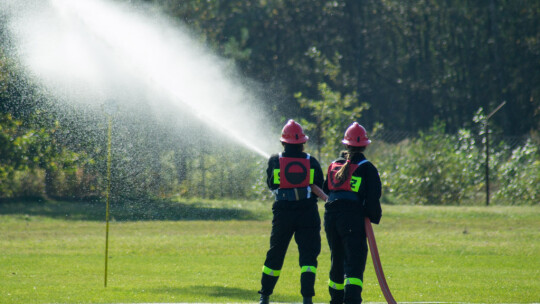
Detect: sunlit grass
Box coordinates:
(0, 200, 538, 303)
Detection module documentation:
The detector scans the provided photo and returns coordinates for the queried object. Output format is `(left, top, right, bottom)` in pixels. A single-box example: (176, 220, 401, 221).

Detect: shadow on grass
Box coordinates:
(0, 198, 262, 221)
(144, 285, 298, 303)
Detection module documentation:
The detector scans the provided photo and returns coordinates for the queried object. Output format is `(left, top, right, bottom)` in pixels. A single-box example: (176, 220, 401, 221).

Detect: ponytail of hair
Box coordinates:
(334, 152, 352, 182)
(334, 146, 366, 182)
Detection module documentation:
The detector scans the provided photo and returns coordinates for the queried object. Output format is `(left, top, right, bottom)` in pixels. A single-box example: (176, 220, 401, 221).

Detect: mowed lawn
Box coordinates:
(0, 200, 539, 303)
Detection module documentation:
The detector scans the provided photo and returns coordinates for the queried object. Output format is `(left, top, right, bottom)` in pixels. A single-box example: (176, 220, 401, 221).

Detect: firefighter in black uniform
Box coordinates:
(323, 122, 382, 304)
(258, 119, 325, 304)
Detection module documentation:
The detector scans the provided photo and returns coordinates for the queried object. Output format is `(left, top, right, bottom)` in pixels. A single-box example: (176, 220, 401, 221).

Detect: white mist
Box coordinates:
(3, 0, 276, 158)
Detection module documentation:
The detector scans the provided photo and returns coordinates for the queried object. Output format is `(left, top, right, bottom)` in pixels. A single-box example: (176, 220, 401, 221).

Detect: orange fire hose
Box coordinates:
(311, 184, 397, 304)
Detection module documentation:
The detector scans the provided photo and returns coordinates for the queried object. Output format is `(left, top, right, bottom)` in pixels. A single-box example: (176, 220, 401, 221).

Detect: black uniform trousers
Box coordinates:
(259, 200, 321, 297)
(324, 201, 368, 304)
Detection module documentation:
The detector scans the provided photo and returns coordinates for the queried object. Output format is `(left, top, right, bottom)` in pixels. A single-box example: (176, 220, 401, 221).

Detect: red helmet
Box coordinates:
(342, 122, 371, 147)
(280, 119, 309, 144)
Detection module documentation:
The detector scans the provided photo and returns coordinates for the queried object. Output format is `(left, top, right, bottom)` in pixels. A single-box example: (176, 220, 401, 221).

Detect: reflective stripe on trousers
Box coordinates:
(301, 265, 317, 274)
(328, 277, 363, 289)
(262, 265, 281, 277)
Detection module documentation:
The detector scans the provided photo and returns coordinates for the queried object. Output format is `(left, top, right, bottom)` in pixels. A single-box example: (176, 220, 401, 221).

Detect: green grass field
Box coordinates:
(1, 199, 539, 303)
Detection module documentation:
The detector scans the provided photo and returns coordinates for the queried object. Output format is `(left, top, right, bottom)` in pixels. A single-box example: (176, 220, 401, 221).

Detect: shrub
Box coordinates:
(375, 123, 484, 205)
(494, 139, 540, 205)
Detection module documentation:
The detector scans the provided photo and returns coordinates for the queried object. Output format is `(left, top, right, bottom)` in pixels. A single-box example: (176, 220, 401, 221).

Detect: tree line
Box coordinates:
(148, 0, 539, 136)
(0, 0, 538, 204)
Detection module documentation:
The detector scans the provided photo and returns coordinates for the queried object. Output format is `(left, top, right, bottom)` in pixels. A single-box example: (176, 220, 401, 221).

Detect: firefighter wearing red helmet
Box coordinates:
(258, 119, 325, 304)
(323, 122, 382, 304)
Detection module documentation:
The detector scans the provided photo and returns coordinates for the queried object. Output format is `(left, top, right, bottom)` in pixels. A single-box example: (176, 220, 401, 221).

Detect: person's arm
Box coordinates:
(322, 176, 329, 194)
(364, 164, 382, 224)
(310, 157, 325, 189)
(266, 155, 279, 190)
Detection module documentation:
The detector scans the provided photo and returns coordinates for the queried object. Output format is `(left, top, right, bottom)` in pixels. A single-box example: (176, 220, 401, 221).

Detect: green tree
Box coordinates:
(151, 0, 539, 136)
(294, 49, 369, 162)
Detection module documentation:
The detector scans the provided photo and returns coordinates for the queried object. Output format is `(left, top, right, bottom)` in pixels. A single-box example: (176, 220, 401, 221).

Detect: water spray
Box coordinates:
(49, 0, 272, 159)
(3, 0, 274, 159)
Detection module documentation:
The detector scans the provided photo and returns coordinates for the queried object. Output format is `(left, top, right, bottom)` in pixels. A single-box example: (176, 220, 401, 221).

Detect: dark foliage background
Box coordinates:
(1, 0, 538, 205)
(148, 0, 539, 135)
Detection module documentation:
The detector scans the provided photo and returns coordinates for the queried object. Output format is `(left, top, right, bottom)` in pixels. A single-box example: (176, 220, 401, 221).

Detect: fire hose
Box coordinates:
(311, 184, 397, 304)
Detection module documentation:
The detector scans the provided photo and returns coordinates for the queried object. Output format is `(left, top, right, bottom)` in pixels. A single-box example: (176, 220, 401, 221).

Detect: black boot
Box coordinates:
(329, 286, 344, 304)
(259, 294, 269, 304)
(303, 296, 313, 304)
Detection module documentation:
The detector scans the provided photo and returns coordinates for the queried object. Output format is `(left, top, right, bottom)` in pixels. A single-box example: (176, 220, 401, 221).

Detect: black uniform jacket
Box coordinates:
(266, 146, 325, 207)
(323, 153, 382, 224)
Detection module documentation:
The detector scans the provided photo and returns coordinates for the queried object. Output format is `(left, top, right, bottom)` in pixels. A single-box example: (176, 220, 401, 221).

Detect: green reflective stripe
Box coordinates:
(345, 277, 363, 288)
(273, 169, 280, 184)
(328, 279, 344, 290)
(350, 176, 362, 192)
(301, 265, 317, 274)
(262, 265, 281, 277)
(309, 169, 315, 184)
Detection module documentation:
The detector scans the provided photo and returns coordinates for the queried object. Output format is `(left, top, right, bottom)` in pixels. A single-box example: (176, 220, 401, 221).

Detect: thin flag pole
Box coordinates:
(102, 99, 117, 288)
(484, 101, 506, 206)
(104, 114, 112, 287)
